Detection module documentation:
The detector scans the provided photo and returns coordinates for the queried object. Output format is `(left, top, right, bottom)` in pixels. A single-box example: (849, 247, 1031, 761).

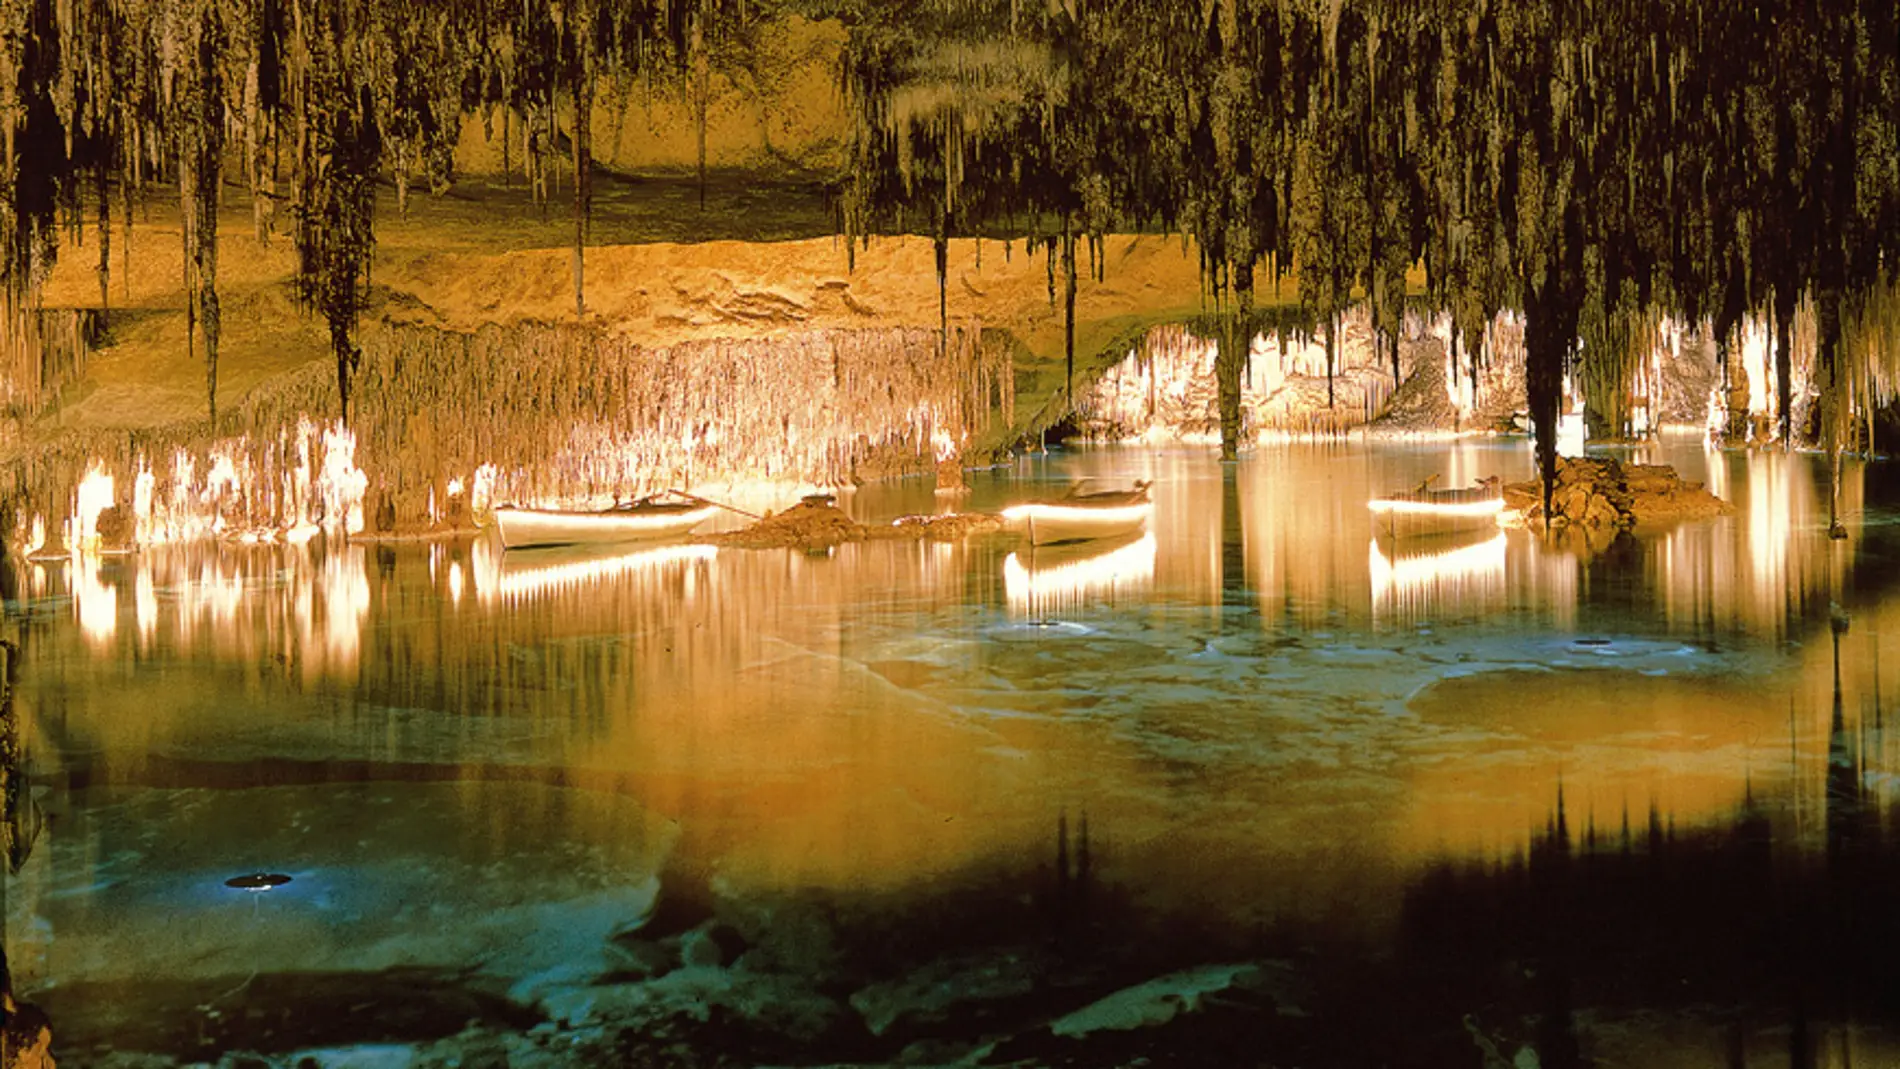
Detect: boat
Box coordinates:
(1367, 477, 1503, 539)
(1002, 481, 1154, 546)
(493, 494, 718, 549)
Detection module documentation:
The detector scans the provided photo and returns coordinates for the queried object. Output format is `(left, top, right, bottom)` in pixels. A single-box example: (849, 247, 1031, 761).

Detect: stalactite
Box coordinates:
(177, 0, 228, 423)
(933, 225, 949, 359)
(0, 0, 1892, 500)
(1044, 237, 1056, 306)
(573, 0, 595, 322)
(1215, 313, 1246, 461)
(93, 158, 109, 320)
(1061, 228, 1077, 406)
(119, 118, 134, 301)
(1776, 286, 1797, 447)
(1525, 280, 1583, 528)
(1324, 316, 1336, 408)
(1817, 288, 1847, 538)
(1218, 257, 1257, 459)
(296, 11, 379, 426)
(691, 5, 708, 211)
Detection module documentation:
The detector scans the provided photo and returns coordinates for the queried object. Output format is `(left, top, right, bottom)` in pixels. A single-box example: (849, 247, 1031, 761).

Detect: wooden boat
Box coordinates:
(494, 495, 717, 549)
(1367, 478, 1503, 539)
(1002, 481, 1154, 546)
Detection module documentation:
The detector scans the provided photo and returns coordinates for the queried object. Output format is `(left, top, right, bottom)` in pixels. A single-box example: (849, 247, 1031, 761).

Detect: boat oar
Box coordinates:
(664, 489, 763, 521)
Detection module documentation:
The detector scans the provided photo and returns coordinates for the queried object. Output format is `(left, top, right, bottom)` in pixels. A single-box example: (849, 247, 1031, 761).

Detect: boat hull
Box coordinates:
(494, 505, 716, 549)
(1004, 500, 1153, 546)
(1366, 494, 1503, 540)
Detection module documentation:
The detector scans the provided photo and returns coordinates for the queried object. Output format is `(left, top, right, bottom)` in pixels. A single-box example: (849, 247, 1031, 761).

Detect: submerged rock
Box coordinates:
(0, 991, 55, 1069)
(1621, 462, 1734, 522)
(849, 951, 1041, 1037)
(699, 500, 1003, 551)
(1047, 962, 1265, 1038)
(878, 511, 1005, 540)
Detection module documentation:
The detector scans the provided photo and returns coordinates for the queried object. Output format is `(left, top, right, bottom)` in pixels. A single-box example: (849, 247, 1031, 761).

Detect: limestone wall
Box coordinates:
(0, 321, 1015, 552)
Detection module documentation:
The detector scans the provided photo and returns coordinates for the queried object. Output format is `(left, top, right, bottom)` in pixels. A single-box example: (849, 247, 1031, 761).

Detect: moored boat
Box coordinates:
(1367, 478, 1503, 539)
(1002, 481, 1154, 546)
(494, 495, 717, 549)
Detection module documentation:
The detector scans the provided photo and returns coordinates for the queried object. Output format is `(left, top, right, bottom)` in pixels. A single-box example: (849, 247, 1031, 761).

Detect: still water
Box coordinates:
(6, 437, 1900, 1064)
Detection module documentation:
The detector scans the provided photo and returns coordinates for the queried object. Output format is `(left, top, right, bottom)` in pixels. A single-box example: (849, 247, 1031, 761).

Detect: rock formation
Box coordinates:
(1504, 457, 1732, 534)
(700, 498, 1004, 551)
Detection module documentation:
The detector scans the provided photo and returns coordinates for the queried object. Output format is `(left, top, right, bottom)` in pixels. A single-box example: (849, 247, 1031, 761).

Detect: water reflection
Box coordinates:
(1368, 529, 1507, 623)
(8, 442, 1900, 1061)
(1003, 532, 1157, 618)
(470, 539, 719, 606)
(1648, 443, 1861, 637)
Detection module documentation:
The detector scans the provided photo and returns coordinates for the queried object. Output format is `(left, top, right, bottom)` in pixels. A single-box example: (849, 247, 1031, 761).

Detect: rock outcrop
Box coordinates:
(1504, 456, 1731, 531)
(700, 498, 1005, 551)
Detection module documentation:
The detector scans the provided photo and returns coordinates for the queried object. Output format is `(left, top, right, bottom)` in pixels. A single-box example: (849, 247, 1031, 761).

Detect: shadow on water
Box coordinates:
(567, 609, 1900, 1067)
(1376, 614, 1900, 1068)
(18, 717, 1900, 1066)
(542, 724, 1900, 1068)
(2, 638, 56, 1064)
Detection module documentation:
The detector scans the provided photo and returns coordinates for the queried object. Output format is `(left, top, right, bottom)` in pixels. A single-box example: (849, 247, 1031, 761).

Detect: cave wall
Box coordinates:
(450, 15, 849, 177)
(1073, 311, 1532, 442)
(0, 322, 1015, 552)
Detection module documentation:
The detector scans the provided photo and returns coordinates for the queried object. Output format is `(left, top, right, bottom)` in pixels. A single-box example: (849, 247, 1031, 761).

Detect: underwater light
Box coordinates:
(225, 872, 292, 891)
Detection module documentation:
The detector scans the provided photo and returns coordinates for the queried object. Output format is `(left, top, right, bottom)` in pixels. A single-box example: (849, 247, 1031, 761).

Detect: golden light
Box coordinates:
(1367, 530, 1507, 621)
(473, 540, 720, 606)
(1004, 531, 1157, 616)
(73, 558, 117, 647)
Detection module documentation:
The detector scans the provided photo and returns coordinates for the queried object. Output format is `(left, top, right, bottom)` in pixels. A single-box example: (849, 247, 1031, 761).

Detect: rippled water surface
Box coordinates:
(9, 437, 1900, 1064)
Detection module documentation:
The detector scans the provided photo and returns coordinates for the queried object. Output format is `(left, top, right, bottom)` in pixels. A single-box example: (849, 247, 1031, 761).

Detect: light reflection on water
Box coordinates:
(1003, 532, 1157, 618)
(1368, 529, 1508, 623)
(4, 440, 1895, 1009)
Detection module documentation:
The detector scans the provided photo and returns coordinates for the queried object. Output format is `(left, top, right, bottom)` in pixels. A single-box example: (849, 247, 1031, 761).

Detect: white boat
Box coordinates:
(1002, 481, 1154, 546)
(1367, 481, 1503, 540)
(494, 496, 717, 549)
